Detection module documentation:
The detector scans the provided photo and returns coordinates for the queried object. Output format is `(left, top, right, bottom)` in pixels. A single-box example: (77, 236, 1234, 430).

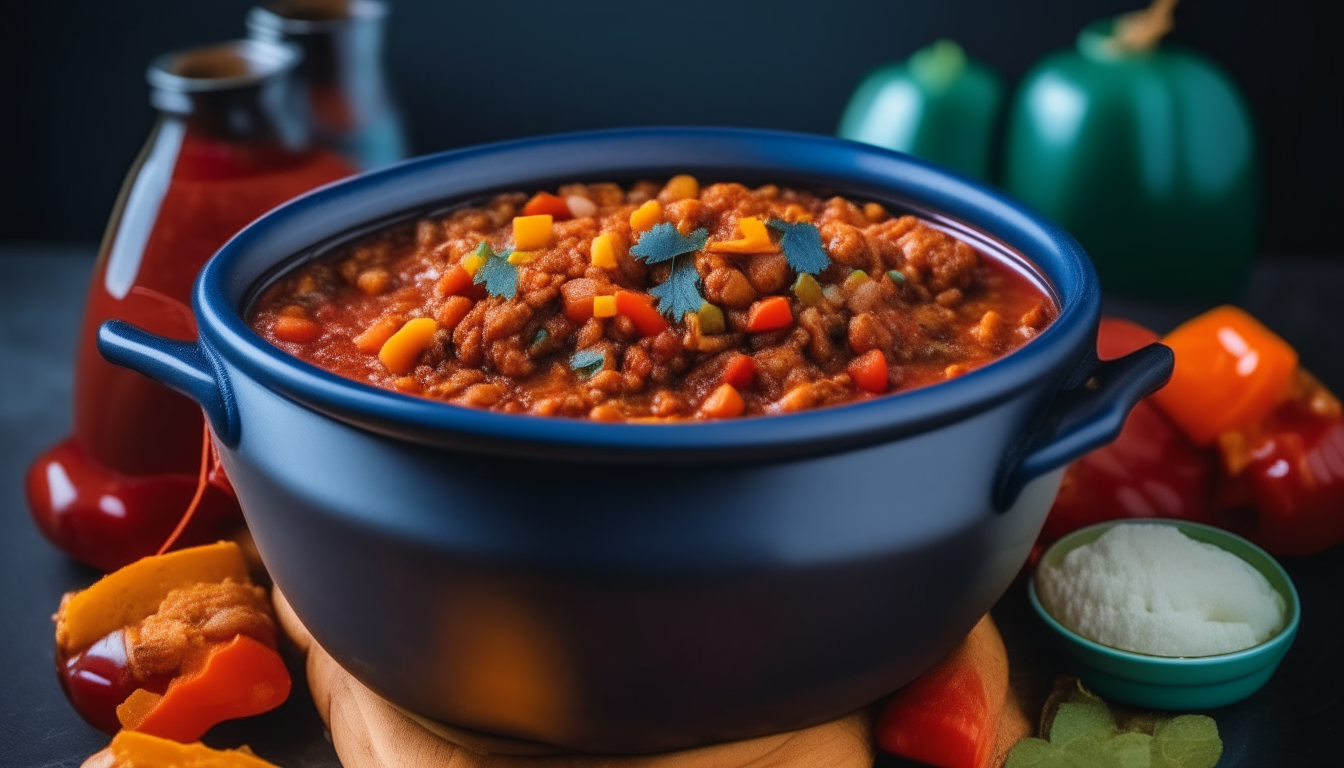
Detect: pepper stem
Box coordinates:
(1112, 0, 1180, 53)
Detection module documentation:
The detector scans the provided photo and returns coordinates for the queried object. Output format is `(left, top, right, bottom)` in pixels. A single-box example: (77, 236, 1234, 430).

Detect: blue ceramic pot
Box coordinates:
(97, 128, 1171, 753)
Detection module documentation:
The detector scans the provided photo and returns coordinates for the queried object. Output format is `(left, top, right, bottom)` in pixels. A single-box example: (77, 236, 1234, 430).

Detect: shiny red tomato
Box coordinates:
(1040, 318, 1217, 543)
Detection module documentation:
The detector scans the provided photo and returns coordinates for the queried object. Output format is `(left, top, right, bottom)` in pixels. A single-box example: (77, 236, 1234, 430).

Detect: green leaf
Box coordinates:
(1004, 738, 1068, 768)
(1013, 678, 1222, 768)
(1050, 701, 1116, 747)
(472, 241, 518, 300)
(570, 349, 605, 379)
(769, 219, 830, 274)
(629, 223, 708, 264)
(1151, 715, 1222, 768)
(648, 255, 705, 320)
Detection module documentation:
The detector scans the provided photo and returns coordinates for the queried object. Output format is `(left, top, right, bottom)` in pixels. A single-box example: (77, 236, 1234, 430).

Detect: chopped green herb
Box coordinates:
(531, 328, 549, 346)
(471, 241, 518, 299)
(793, 273, 823, 306)
(768, 219, 830, 274)
(1004, 679, 1222, 768)
(697, 302, 726, 334)
(629, 222, 708, 264)
(886, 269, 907, 284)
(649, 255, 705, 321)
(569, 348, 605, 379)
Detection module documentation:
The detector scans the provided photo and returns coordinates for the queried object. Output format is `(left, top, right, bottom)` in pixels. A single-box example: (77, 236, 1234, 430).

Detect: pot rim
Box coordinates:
(194, 127, 1099, 460)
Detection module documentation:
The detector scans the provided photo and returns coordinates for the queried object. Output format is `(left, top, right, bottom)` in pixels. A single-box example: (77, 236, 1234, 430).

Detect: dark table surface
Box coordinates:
(3, 246, 1341, 767)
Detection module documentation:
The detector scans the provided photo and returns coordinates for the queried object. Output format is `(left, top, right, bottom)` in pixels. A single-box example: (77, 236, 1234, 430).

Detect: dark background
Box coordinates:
(3, 0, 1341, 253)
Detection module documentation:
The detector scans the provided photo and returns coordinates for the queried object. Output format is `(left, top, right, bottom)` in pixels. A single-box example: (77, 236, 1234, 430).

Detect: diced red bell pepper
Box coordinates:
(847, 349, 889, 394)
(522, 192, 573, 220)
(721, 353, 756, 389)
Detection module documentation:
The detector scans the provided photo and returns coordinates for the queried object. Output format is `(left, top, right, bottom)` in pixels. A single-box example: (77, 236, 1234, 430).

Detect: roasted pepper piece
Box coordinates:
(118, 634, 291, 742)
(93, 730, 280, 768)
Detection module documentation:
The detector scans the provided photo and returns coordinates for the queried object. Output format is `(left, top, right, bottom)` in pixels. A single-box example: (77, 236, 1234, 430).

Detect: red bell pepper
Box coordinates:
(1213, 370, 1344, 556)
(521, 192, 573, 220)
(1041, 318, 1217, 543)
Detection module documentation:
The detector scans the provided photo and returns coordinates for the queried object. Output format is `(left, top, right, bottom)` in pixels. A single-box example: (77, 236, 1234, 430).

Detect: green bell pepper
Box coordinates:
(1003, 14, 1258, 299)
(839, 39, 1004, 181)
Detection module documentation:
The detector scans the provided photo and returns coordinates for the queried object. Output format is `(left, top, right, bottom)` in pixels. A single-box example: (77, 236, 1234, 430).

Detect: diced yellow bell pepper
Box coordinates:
(513, 214, 553, 251)
(708, 216, 777, 254)
(630, 200, 662, 233)
(590, 234, 617, 268)
(663, 174, 699, 202)
(593, 295, 618, 318)
(380, 317, 439, 375)
(507, 250, 537, 265)
(460, 253, 487, 276)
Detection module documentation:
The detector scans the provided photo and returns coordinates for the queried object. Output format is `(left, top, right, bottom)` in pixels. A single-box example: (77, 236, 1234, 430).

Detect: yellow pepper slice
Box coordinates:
(709, 216, 777, 254)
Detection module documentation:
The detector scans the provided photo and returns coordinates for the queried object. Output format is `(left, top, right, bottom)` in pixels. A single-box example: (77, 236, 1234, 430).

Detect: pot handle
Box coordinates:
(97, 320, 240, 448)
(994, 343, 1174, 511)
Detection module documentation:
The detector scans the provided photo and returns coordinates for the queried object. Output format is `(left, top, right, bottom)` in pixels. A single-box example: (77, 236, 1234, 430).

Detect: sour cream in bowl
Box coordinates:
(1029, 519, 1299, 710)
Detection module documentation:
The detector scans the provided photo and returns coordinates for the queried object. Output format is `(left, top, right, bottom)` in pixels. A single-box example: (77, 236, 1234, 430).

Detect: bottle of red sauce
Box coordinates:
(26, 40, 355, 572)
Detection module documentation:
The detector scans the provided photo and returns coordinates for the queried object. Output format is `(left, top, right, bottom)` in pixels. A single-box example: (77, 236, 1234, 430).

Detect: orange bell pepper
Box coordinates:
(745, 296, 793, 332)
(876, 615, 1010, 768)
(615, 290, 670, 336)
(118, 634, 291, 743)
(1151, 305, 1298, 446)
(100, 730, 280, 768)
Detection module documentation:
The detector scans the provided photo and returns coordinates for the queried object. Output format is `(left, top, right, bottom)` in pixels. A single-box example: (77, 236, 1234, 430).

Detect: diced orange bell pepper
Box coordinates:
(699, 383, 746, 418)
(561, 278, 598, 324)
(120, 634, 291, 743)
(271, 316, 320, 343)
(435, 264, 474, 298)
(876, 615, 1010, 768)
(379, 317, 439, 375)
(1151, 305, 1299, 445)
(745, 296, 793, 332)
(848, 349, 889, 394)
(615, 290, 669, 336)
(522, 192, 573, 220)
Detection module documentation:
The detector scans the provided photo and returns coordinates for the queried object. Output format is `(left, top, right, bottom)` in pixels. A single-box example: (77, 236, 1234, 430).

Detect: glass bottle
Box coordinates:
(26, 39, 355, 573)
(248, 0, 407, 169)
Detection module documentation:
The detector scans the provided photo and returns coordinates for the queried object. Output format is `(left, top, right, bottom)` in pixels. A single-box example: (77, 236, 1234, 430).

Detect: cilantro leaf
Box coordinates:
(570, 348, 605, 379)
(629, 223, 708, 264)
(648, 255, 705, 320)
(471, 242, 518, 300)
(769, 219, 830, 274)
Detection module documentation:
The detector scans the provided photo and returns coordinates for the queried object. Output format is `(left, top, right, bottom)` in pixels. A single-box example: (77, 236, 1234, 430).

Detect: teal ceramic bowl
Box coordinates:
(1029, 519, 1300, 710)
